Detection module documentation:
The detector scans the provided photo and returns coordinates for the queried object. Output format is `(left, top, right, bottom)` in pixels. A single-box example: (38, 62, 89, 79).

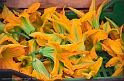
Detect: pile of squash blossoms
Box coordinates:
(0, 0, 123, 80)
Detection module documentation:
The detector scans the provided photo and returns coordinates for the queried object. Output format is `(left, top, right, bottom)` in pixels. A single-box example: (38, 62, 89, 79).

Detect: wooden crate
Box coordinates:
(3, 0, 111, 9)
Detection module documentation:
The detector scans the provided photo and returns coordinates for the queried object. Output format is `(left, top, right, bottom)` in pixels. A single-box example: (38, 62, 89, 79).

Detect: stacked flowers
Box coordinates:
(0, 0, 123, 80)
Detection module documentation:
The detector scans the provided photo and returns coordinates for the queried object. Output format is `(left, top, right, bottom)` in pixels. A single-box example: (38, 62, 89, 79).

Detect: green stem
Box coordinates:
(20, 17, 30, 34)
(15, 32, 30, 39)
(28, 50, 39, 56)
(0, 21, 5, 34)
(21, 17, 35, 34)
(33, 40, 37, 51)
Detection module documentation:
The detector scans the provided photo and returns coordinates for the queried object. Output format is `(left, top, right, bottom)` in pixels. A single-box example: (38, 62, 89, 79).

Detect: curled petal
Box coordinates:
(18, 55, 32, 67)
(72, 62, 94, 70)
(89, 57, 103, 77)
(91, 30, 108, 45)
(27, 2, 41, 13)
(0, 44, 26, 58)
(89, 46, 98, 60)
(0, 33, 19, 45)
(106, 57, 120, 68)
(102, 38, 123, 56)
(0, 44, 26, 71)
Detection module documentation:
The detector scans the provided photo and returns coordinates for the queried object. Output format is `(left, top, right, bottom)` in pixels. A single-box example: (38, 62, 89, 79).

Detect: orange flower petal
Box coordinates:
(0, 33, 19, 45)
(89, 46, 98, 60)
(27, 2, 41, 13)
(106, 57, 120, 68)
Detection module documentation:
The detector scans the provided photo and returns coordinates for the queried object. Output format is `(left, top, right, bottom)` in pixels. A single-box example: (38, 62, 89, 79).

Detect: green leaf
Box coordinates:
(50, 34, 62, 44)
(0, 21, 5, 34)
(114, 62, 120, 71)
(21, 17, 35, 35)
(91, 17, 96, 29)
(39, 46, 54, 61)
(96, 0, 107, 27)
(103, 21, 109, 32)
(105, 17, 119, 29)
(11, 27, 22, 41)
(95, 42, 103, 52)
(32, 57, 50, 78)
(44, 24, 53, 28)
(15, 32, 30, 40)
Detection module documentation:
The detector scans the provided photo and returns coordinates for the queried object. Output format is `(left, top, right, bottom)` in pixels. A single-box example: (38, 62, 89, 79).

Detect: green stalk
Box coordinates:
(21, 17, 35, 34)
(22, 17, 35, 33)
(33, 40, 37, 51)
(95, 41, 103, 52)
(28, 50, 39, 56)
(0, 21, 5, 34)
(18, 25, 30, 35)
(15, 32, 30, 39)
(105, 17, 119, 29)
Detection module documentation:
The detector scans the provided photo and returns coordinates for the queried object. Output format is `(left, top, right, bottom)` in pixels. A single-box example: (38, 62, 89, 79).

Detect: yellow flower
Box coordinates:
(74, 57, 103, 79)
(102, 38, 123, 56)
(3, 3, 41, 35)
(90, 30, 108, 45)
(29, 32, 50, 46)
(103, 38, 124, 76)
(0, 33, 19, 45)
(29, 11, 42, 30)
(106, 56, 124, 76)
(17, 55, 33, 75)
(0, 44, 26, 71)
(18, 55, 32, 67)
(65, 57, 103, 79)
(1, 5, 14, 20)
(67, 19, 83, 43)
(41, 7, 57, 30)
(3, 14, 22, 32)
(30, 32, 66, 46)
(84, 30, 108, 43)
(89, 0, 107, 28)
(84, 29, 108, 59)
(47, 42, 90, 78)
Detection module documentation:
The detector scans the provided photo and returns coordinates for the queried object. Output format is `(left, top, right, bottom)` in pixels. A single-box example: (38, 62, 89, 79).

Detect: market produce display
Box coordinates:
(0, 0, 123, 80)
